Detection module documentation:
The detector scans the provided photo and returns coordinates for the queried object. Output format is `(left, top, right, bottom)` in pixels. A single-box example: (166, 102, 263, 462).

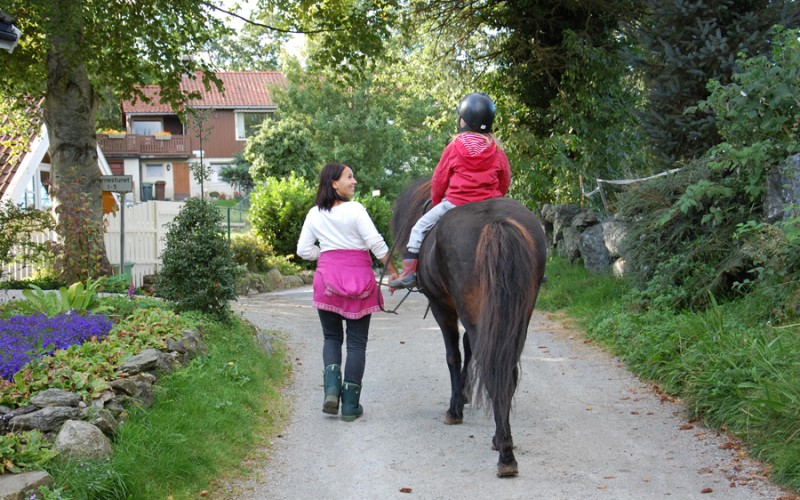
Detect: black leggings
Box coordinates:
(318, 309, 371, 385)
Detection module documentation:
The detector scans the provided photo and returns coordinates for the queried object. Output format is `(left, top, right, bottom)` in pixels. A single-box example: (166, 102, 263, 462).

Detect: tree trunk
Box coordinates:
(43, 6, 111, 282)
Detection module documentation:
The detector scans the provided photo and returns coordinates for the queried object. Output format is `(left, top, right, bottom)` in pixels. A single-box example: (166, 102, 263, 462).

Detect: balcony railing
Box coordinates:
(98, 133, 190, 158)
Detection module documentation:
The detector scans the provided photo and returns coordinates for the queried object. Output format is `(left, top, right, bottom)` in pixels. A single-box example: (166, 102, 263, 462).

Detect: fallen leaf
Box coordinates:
(400, 487, 413, 493)
(400, 341, 406, 344)
(199, 491, 209, 497)
(700, 487, 713, 494)
(597, 484, 608, 490)
(679, 424, 694, 431)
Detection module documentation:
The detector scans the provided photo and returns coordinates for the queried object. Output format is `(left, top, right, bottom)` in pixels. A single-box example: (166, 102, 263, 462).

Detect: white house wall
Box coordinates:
(2, 125, 112, 208)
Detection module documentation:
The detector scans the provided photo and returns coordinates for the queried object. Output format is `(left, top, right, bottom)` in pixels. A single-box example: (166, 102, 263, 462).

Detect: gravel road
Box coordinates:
(225, 285, 794, 500)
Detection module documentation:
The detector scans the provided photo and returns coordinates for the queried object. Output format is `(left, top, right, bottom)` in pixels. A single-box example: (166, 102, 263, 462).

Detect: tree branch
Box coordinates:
(201, 1, 341, 34)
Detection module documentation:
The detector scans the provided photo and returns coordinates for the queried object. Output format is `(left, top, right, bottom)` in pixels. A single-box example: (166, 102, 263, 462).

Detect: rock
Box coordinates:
(110, 373, 156, 409)
(90, 390, 116, 409)
(119, 348, 171, 375)
(256, 332, 275, 356)
(0, 471, 53, 500)
(83, 407, 118, 437)
(266, 269, 283, 290)
(602, 219, 628, 258)
(765, 154, 800, 222)
(30, 388, 82, 408)
(0, 405, 11, 415)
(298, 270, 314, 284)
(571, 210, 600, 228)
(557, 226, 582, 262)
(281, 275, 304, 289)
(9, 406, 82, 433)
(579, 224, 612, 274)
(612, 258, 627, 277)
(178, 330, 208, 358)
(552, 204, 583, 244)
(54, 420, 113, 459)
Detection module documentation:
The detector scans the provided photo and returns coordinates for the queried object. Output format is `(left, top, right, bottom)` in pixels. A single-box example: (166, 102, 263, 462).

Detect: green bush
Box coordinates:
(230, 233, 272, 272)
(616, 162, 752, 310)
(157, 198, 241, 318)
(355, 193, 394, 253)
(249, 173, 314, 260)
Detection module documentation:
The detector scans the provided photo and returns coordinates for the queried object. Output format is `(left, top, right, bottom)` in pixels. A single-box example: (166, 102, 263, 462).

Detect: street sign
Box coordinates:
(100, 175, 133, 193)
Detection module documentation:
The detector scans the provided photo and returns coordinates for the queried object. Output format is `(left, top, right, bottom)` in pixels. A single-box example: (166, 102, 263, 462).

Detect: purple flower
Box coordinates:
(0, 312, 113, 381)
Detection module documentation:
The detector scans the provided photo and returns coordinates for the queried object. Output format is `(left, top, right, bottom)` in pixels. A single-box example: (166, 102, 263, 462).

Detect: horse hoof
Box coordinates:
(442, 411, 463, 425)
(496, 462, 518, 478)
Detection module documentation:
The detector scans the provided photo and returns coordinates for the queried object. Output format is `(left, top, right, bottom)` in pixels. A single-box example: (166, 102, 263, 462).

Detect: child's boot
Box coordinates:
(389, 257, 418, 289)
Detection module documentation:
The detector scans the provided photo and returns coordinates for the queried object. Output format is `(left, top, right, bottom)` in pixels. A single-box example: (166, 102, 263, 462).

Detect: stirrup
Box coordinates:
(389, 273, 417, 289)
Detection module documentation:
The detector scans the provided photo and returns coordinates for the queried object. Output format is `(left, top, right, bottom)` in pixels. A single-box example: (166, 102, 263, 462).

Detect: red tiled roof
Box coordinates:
(0, 98, 44, 199)
(122, 72, 287, 114)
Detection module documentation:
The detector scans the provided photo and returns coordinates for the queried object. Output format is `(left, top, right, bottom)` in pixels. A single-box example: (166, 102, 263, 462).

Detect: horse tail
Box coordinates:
(469, 217, 542, 409)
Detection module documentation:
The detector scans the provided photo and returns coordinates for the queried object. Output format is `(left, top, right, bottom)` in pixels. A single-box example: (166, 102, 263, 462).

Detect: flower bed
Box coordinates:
(0, 312, 113, 381)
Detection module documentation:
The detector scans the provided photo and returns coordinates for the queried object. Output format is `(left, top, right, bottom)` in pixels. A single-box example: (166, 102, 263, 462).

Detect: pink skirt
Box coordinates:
(313, 249, 384, 319)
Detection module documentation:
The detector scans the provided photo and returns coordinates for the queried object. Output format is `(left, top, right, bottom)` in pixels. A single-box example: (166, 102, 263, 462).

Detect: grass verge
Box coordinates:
(537, 256, 800, 493)
(43, 313, 289, 499)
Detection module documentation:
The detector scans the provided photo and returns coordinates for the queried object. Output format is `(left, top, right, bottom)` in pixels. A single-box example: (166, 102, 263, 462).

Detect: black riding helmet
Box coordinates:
(456, 92, 496, 133)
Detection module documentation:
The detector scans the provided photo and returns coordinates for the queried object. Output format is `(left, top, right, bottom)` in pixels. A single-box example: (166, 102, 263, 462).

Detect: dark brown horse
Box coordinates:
(391, 178, 547, 477)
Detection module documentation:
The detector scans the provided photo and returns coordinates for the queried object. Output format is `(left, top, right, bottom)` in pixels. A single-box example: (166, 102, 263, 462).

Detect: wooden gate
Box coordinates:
(104, 201, 183, 286)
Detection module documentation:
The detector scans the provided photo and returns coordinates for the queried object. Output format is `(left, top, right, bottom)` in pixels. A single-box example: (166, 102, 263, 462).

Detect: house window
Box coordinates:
(209, 162, 230, 183)
(234, 112, 268, 141)
(132, 120, 163, 135)
(145, 163, 164, 178)
(19, 169, 50, 209)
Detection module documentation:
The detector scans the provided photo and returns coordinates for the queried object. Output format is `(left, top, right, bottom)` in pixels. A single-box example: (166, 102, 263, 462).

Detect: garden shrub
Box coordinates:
(355, 193, 394, 254)
(249, 173, 314, 260)
(157, 198, 240, 318)
(230, 233, 272, 272)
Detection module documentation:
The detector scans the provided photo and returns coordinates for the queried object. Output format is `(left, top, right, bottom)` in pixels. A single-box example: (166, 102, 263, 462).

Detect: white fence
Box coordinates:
(2, 201, 183, 288)
(104, 201, 183, 286)
(1, 230, 58, 283)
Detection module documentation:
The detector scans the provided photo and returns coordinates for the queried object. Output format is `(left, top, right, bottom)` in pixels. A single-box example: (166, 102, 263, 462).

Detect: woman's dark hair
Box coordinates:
(315, 162, 351, 211)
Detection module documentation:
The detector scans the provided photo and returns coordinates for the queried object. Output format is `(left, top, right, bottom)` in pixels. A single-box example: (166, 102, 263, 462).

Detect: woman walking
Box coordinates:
(297, 162, 398, 421)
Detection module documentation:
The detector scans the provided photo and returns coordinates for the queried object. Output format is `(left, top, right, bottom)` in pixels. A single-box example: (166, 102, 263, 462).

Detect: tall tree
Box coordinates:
(245, 61, 447, 199)
(0, 0, 224, 281)
(633, 0, 800, 165)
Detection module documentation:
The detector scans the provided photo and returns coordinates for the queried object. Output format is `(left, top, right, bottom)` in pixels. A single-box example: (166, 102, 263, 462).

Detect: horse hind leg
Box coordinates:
(491, 365, 519, 477)
(461, 331, 472, 405)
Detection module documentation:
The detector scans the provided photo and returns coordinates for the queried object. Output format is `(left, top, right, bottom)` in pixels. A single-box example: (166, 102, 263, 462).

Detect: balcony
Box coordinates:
(98, 133, 191, 159)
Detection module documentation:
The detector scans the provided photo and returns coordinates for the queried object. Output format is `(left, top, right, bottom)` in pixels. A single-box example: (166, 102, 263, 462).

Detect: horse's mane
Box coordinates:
(390, 177, 432, 254)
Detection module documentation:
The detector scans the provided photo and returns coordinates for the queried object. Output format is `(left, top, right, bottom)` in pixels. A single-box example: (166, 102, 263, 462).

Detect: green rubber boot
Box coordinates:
(341, 382, 364, 422)
(323, 364, 342, 415)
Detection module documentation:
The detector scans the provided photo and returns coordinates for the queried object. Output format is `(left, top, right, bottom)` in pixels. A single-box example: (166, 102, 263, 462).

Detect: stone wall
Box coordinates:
(540, 204, 628, 276)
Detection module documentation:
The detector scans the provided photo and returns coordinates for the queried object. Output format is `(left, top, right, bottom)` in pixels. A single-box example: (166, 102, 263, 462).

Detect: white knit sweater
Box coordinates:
(296, 201, 389, 261)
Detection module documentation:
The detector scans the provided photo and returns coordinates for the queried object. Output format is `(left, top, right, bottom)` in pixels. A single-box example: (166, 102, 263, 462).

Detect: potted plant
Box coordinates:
(154, 131, 172, 140)
(102, 128, 126, 139)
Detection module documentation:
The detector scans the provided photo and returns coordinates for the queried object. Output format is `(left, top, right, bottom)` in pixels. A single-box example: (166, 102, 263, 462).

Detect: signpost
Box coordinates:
(100, 175, 133, 282)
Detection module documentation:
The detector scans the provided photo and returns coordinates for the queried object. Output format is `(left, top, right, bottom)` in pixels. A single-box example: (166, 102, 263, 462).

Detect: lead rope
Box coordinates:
(376, 239, 419, 315)
(378, 199, 433, 316)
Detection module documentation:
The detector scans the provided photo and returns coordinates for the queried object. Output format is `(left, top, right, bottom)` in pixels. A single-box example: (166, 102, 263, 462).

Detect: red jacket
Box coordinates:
(431, 133, 511, 206)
